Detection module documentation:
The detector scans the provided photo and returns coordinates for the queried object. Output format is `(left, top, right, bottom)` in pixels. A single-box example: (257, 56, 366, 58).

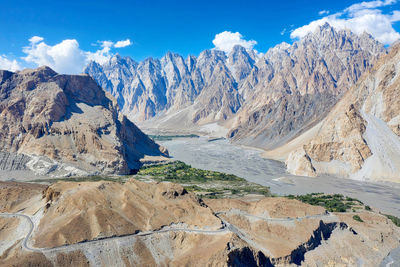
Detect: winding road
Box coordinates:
(0, 210, 338, 254)
(0, 212, 230, 253)
(0, 213, 40, 252)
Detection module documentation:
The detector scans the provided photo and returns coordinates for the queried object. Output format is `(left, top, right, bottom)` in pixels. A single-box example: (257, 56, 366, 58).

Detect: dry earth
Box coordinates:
(0, 180, 398, 266)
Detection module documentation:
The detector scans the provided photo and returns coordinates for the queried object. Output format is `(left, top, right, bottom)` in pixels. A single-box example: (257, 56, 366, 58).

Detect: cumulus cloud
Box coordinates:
(291, 0, 400, 45)
(86, 40, 115, 65)
(0, 55, 21, 71)
(212, 31, 257, 53)
(114, 39, 132, 48)
(23, 38, 87, 74)
(318, 10, 330, 16)
(20, 37, 132, 74)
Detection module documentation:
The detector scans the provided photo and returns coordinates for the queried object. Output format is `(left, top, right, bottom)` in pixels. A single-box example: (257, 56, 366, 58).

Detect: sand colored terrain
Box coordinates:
(0, 180, 398, 266)
(0, 181, 46, 213)
(34, 179, 221, 248)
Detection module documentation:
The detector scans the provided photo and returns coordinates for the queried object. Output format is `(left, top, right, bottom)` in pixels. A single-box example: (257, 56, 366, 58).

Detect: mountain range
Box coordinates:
(85, 23, 399, 181)
(85, 24, 385, 143)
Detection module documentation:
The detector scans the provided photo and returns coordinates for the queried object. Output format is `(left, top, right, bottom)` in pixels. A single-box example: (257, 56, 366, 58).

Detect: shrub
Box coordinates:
(384, 214, 400, 227)
(353, 215, 364, 222)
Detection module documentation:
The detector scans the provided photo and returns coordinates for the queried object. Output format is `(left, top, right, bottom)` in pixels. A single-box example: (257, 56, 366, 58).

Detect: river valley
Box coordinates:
(160, 137, 400, 218)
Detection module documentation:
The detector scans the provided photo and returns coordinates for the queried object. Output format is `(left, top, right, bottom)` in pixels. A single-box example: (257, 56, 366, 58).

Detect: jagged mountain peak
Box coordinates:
(198, 49, 226, 61)
(231, 44, 248, 53)
(229, 24, 386, 150)
(227, 45, 257, 82)
(85, 26, 386, 140)
(162, 51, 183, 61)
(228, 45, 255, 62)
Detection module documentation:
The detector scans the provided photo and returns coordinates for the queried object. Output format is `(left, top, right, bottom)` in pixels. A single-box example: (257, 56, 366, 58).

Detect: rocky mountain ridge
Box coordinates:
(0, 66, 168, 177)
(229, 23, 386, 149)
(83, 23, 400, 182)
(85, 45, 256, 125)
(85, 23, 385, 146)
(84, 39, 259, 125)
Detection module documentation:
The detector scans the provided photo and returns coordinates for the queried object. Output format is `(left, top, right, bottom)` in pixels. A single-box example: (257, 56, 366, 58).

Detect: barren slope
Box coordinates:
(286, 42, 400, 182)
(0, 180, 399, 266)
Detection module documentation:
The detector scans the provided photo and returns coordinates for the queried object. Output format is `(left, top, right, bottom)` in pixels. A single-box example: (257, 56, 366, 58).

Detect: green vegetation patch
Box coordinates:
(286, 193, 365, 212)
(384, 214, 400, 227)
(138, 161, 244, 183)
(137, 161, 271, 198)
(352, 215, 364, 222)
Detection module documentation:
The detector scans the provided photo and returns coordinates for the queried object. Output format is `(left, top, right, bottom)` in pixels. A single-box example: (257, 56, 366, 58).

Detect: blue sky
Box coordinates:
(0, 0, 399, 73)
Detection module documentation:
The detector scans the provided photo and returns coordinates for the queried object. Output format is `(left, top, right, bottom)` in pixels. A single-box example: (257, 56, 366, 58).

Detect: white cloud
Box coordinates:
(345, 0, 396, 13)
(291, 0, 400, 45)
(101, 40, 114, 48)
(391, 10, 400, 21)
(212, 31, 257, 53)
(114, 39, 132, 48)
(21, 37, 132, 74)
(0, 55, 21, 71)
(23, 38, 87, 74)
(86, 42, 113, 65)
(280, 28, 287, 35)
(29, 36, 44, 44)
(319, 10, 330, 16)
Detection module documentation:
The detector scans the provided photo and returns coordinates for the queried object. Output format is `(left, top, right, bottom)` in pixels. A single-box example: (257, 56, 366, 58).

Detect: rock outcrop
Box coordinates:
(0, 67, 168, 177)
(285, 42, 400, 182)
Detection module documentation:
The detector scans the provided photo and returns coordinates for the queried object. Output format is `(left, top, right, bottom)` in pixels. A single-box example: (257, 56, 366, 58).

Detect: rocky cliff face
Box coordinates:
(286, 42, 400, 182)
(229, 23, 386, 149)
(0, 67, 168, 177)
(85, 45, 258, 126)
